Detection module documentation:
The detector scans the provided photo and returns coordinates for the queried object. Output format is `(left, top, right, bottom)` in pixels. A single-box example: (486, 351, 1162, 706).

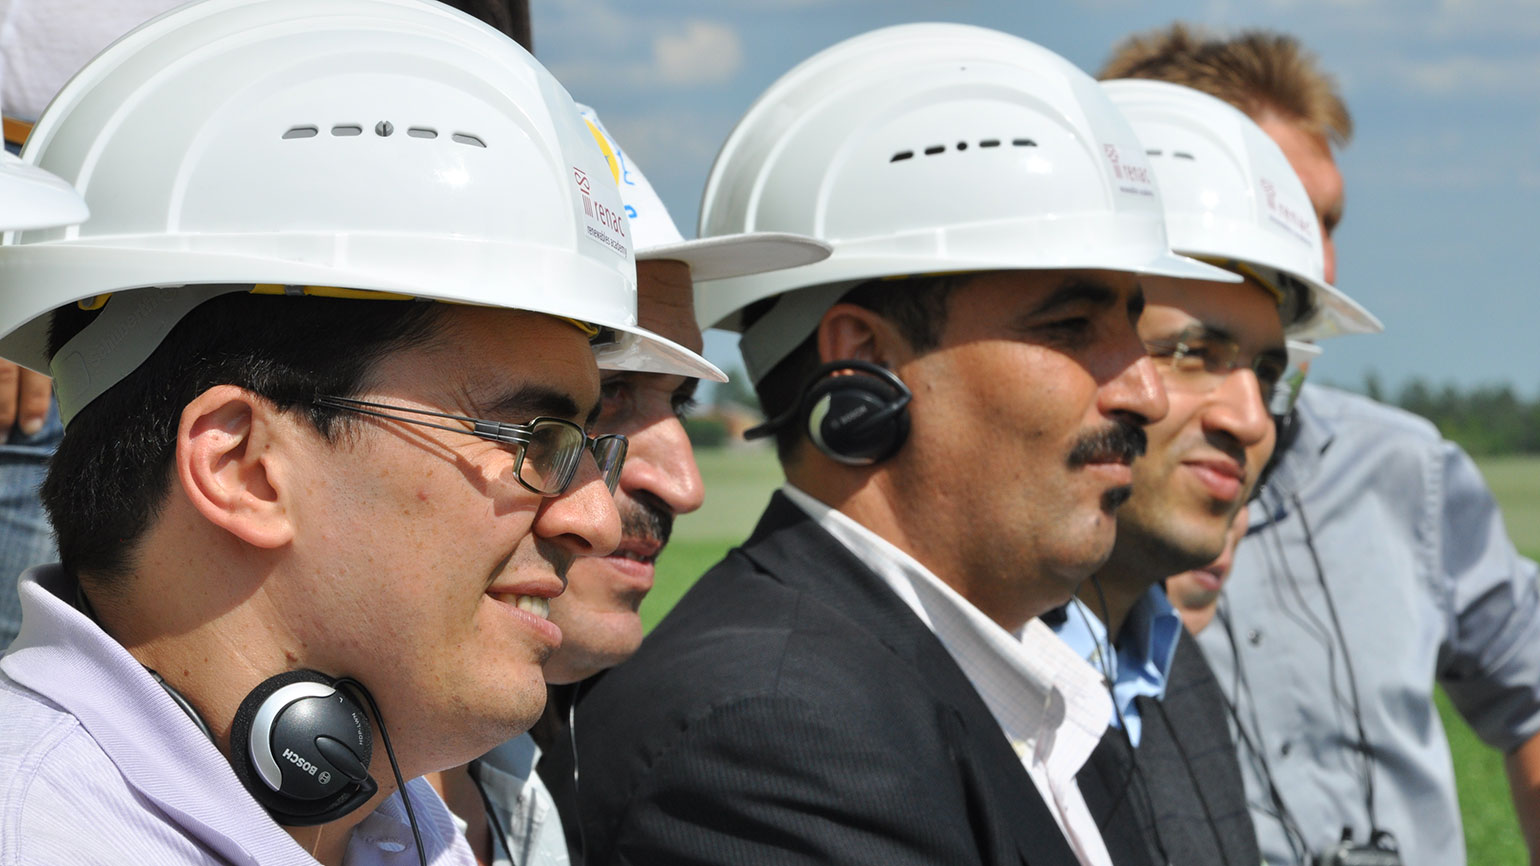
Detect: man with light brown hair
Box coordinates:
(1101, 25, 1540, 866)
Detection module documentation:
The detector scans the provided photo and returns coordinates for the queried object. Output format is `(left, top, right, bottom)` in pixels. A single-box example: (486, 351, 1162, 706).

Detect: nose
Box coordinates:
(1099, 347, 1169, 428)
(533, 456, 622, 558)
(1204, 368, 1274, 453)
(620, 416, 705, 517)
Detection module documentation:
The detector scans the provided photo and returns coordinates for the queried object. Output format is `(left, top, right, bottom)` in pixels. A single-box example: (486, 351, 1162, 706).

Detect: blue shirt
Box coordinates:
(0, 564, 478, 866)
(1052, 585, 1183, 748)
(1200, 384, 1540, 866)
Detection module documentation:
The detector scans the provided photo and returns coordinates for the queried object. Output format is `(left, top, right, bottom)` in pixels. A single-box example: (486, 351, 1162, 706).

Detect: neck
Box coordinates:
(787, 460, 1045, 632)
(88, 553, 390, 865)
(1074, 570, 1149, 639)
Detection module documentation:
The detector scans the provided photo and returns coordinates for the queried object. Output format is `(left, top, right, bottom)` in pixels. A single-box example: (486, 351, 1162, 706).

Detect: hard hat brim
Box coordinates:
(0, 152, 88, 232)
(638, 232, 832, 283)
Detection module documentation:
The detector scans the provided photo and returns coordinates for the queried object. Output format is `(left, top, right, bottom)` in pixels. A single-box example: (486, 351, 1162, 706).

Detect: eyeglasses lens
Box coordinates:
(518, 420, 585, 495)
(592, 435, 627, 494)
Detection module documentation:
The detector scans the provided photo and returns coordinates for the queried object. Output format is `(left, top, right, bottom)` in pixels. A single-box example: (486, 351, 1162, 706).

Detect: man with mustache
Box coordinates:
(1048, 79, 1379, 865)
(1104, 26, 1540, 865)
(423, 109, 829, 866)
(562, 25, 1265, 866)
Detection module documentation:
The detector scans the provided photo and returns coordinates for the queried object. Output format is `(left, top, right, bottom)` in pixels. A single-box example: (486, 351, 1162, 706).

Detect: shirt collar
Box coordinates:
(1053, 586, 1182, 733)
(779, 484, 1111, 777)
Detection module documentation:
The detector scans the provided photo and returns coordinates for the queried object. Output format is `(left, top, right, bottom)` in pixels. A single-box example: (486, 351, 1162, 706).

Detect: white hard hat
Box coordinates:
(692, 22, 1239, 383)
(0, 0, 723, 424)
(576, 105, 831, 282)
(0, 151, 87, 232)
(1102, 79, 1381, 340)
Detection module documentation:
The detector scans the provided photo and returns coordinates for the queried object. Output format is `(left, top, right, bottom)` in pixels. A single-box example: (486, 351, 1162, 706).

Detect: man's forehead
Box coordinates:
(1142, 291, 1286, 353)
(636, 259, 703, 354)
(969, 268, 1141, 304)
(434, 306, 603, 415)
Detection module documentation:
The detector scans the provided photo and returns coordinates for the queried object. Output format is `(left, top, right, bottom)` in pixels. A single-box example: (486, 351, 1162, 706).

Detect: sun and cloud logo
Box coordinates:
(574, 117, 628, 259)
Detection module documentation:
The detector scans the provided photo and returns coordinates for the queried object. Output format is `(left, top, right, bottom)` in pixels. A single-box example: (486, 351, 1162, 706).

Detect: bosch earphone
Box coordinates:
(744, 359, 912, 465)
(224, 670, 379, 826)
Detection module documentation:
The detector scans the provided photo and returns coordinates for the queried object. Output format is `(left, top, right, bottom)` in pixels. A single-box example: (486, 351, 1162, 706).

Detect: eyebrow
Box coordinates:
(1026, 277, 1121, 317)
(476, 384, 596, 426)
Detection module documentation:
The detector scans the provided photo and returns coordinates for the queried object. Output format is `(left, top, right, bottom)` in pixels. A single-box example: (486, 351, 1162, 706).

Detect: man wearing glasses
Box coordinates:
(0, 2, 720, 864)
(1046, 81, 1380, 864)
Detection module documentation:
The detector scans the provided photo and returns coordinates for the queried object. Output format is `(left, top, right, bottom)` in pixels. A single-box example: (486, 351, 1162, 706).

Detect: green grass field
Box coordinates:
(644, 446, 1540, 861)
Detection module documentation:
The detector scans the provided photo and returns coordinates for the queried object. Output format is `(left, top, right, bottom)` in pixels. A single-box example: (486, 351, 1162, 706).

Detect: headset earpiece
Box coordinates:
(743, 359, 912, 465)
(226, 669, 378, 826)
(802, 360, 911, 465)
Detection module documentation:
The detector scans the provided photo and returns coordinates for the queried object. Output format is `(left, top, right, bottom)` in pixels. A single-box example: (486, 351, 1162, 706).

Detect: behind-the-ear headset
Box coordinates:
(77, 589, 392, 832)
(743, 359, 912, 466)
(226, 670, 379, 826)
(1250, 406, 1302, 501)
(155, 667, 379, 827)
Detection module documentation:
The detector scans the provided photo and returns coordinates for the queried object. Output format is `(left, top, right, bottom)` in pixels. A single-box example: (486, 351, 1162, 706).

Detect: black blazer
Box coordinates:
(571, 493, 1144, 866)
(1077, 631, 1260, 865)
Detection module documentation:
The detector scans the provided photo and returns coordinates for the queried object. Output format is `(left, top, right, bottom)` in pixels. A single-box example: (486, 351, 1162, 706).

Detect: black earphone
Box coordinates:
(744, 359, 912, 465)
(156, 667, 426, 863)
(225, 669, 378, 827)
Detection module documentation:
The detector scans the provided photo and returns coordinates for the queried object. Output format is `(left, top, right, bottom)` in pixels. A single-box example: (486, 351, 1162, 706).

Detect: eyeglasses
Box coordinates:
(314, 395, 626, 497)
(1144, 331, 1288, 398)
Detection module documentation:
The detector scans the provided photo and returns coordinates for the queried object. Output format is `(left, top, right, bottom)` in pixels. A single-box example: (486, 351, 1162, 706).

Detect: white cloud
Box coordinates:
(653, 20, 745, 84)
(535, 3, 745, 91)
(1391, 55, 1540, 96)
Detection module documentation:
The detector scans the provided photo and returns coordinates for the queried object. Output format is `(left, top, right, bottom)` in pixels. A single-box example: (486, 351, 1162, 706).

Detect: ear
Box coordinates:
(816, 303, 911, 368)
(175, 385, 295, 549)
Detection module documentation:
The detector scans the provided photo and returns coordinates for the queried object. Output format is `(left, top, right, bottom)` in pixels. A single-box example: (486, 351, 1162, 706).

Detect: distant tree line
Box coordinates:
(1360, 373, 1540, 456)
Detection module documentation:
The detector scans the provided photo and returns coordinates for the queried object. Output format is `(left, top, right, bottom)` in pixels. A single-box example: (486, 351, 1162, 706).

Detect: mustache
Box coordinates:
(620, 492, 674, 550)
(1066, 421, 1148, 469)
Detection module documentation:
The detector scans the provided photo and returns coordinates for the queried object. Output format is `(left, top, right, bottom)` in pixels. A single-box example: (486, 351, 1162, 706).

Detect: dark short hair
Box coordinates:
(41, 292, 447, 583)
(747, 274, 962, 462)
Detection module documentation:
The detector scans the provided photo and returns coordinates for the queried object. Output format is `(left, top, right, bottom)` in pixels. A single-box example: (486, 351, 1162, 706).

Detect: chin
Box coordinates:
(544, 631, 642, 685)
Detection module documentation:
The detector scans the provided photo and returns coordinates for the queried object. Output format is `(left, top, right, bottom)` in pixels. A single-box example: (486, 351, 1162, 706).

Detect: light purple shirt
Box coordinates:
(0, 564, 478, 866)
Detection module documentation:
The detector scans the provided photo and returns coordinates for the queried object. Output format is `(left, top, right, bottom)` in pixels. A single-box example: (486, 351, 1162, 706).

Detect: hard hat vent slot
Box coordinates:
(889, 137, 1036, 164)
(279, 124, 484, 147)
(1173, 151, 1195, 160)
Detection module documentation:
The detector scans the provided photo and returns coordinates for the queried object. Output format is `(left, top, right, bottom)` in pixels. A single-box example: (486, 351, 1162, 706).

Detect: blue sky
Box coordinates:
(530, 0, 1540, 397)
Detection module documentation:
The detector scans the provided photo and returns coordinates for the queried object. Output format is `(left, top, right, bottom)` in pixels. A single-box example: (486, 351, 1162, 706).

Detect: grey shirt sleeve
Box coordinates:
(1434, 440, 1540, 753)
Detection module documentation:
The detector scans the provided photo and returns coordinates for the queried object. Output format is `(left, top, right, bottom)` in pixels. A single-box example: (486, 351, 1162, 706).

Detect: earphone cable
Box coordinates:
(1081, 579, 1172, 865)
(1215, 604, 1312, 862)
(469, 760, 515, 865)
(1292, 493, 1383, 839)
(338, 678, 426, 866)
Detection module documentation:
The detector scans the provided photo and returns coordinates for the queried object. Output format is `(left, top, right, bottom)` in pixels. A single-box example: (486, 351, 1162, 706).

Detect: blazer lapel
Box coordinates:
(738, 493, 1085, 865)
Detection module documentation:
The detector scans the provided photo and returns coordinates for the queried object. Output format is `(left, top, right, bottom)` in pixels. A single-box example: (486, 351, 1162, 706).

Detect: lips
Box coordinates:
(1184, 458, 1245, 502)
(486, 580, 564, 646)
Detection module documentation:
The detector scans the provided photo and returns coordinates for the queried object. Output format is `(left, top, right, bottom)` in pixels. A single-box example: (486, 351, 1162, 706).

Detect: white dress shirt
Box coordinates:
(781, 485, 1115, 866)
